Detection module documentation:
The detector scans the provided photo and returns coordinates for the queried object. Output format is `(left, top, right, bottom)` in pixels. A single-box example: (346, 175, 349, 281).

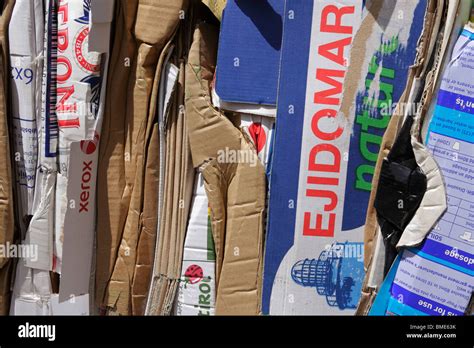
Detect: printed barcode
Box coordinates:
(45, 0, 58, 158)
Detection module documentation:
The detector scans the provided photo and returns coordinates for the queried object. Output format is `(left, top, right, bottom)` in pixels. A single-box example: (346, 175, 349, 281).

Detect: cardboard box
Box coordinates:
(371, 23, 474, 316)
(175, 114, 274, 316)
(356, 0, 448, 314)
(95, 0, 139, 313)
(11, 0, 114, 315)
(95, 0, 185, 315)
(215, 0, 283, 107)
(263, 0, 429, 315)
(148, 49, 196, 315)
(131, 56, 179, 315)
(54, 0, 114, 308)
(211, 85, 277, 118)
(212, 0, 282, 118)
(175, 109, 275, 316)
(175, 173, 216, 316)
(139, 57, 178, 316)
(186, 23, 266, 315)
(359, 0, 473, 315)
(25, 0, 62, 273)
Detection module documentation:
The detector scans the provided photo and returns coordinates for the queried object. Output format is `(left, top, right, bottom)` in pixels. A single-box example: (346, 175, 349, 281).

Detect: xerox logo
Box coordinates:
(80, 132, 99, 155)
(79, 133, 99, 213)
(79, 160, 93, 213)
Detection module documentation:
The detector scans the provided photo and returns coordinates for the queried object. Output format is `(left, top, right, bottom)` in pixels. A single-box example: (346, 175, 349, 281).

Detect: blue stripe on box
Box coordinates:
(262, 0, 314, 314)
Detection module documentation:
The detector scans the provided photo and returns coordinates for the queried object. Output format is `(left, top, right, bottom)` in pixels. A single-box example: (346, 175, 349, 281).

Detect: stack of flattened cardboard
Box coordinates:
(174, 0, 279, 316)
(358, 0, 449, 309)
(95, 0, 186, 315)
(185, 21, 266, 315)
(148, 1, 270, 315)
(145, 8, 195, 315)
(9, 0, 114, 315)
(364, 0, 474, 316)
(0, 0, 471, 317)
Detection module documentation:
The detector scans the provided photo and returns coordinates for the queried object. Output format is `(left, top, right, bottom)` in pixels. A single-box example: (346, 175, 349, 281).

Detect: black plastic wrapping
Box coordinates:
(374, 116, 427, 276)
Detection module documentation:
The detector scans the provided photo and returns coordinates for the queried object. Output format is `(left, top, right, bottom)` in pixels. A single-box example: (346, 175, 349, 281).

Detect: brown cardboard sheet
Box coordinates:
(96, 0, 184, 315)
(185, 23, 266, 315)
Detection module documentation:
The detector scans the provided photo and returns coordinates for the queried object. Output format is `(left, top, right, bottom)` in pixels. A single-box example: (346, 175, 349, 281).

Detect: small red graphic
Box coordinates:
(80, 132, 100, 155)
(248, 123, 267, 154)
(58, 118, 80, 129)
(184, 264, 203, 284)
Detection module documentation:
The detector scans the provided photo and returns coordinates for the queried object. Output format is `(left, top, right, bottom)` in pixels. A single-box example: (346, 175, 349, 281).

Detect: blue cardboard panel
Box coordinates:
(261, 0, 313, 314)
(215, 0, 284, 106)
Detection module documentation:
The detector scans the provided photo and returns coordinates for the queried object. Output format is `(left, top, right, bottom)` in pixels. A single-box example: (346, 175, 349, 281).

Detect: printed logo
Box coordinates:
(78, 133, 98, 214)
(80, 132, 100, 155)
(291, 242, 364, 310)
(79, 159, 93, 213)
(74, 27, 100, 73)
(184, 264, 204, 285)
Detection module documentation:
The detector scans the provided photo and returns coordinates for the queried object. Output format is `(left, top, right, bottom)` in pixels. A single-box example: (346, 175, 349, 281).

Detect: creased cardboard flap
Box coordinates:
(186, 23, 265, 315)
